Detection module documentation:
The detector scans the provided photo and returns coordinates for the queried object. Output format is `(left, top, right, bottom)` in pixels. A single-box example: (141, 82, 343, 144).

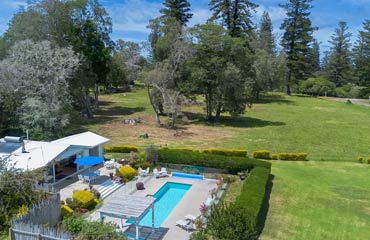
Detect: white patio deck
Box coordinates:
(89, 175, 218, 240)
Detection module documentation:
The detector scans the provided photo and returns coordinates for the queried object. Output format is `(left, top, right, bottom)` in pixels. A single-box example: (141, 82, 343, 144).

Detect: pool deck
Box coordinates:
(89, 175, 218, 240)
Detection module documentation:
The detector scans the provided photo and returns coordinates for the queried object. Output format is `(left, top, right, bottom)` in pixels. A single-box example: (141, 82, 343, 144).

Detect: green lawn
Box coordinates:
(77, 88, 370, 161)
(260, 161, 370, 240)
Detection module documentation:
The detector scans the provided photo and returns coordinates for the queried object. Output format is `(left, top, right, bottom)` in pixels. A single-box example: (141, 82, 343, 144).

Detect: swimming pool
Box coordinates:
(132, 182, 191, 228)
(172, 171, 204, 180)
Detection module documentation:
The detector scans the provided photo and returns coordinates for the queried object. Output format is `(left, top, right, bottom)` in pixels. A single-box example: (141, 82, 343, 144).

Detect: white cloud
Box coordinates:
(188, 9, 212, 26)
(255, 5, 286, 23)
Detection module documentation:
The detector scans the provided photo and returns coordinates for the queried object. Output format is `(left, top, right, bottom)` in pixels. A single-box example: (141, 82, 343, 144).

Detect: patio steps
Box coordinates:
(95, 179, 123, 199)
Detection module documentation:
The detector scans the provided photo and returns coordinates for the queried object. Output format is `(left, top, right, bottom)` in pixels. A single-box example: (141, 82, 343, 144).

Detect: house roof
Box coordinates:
(51, 131, 110, 148)
(0, 131, 110, 171)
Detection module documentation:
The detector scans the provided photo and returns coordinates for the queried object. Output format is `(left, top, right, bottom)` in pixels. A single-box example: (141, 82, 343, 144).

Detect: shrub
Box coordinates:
(203, 148, 247, 157)
(104, 145, 139, 153)
(299, 77, 336, 96)
(235, 167, 270, 233)
(278, 153, 308, 161)
(158, 149, 271, 174)
(61, 205, 74, 219)
(367, 158, 370, 164)
(358, 156, 364, 163)
(72, 190, 96, 210)
(117, 165, 137, 182)
(65, 197, 79, 210)
(270, 154, 278, 160)
(253, 150, 270, 159)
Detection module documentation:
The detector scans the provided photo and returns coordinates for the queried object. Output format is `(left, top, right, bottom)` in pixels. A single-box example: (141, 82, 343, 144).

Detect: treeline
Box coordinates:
(0, 0, 145, 138)
(1, 0, 370, 137)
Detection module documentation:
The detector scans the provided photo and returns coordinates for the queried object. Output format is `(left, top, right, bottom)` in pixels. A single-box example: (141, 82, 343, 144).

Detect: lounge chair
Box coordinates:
(176, 219, 195, 231)
(160, 167, 168, 177)
(185, 214, 198, 222)
(204, 197, 214, 207)
(153, 168, 160, 178)
(139, 167, 148, 177)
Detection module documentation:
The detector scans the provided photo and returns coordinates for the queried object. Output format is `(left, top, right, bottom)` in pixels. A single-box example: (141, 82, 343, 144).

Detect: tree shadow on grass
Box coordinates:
(255, 94, 295, 105)
(183, 112, 285, 128)
(258, 174, 275, 235)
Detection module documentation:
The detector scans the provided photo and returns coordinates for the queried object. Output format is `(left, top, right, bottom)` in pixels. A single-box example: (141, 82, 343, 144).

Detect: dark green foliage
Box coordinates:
(277, 153, 309, 161)
(325, 22, 354, 87)
(309, 39, 321, 73)
(189, 23, 254, 121)
(280, 0, 316, 94)
(235, 167, 270, 232)
(299, 77, 336, 96)
(209, 0, 258, 38)
(258, 11, 275, 55)
(158, 148, 271, 174)
(104, 145, 139, 153)
(160, 0, 193, 25)
(353, 20, 370, 87)
(62, 217, 128, 240)
(207, 203, 258, 240)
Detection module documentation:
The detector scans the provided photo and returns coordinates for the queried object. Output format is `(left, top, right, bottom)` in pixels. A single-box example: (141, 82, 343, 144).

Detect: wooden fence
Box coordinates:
(9, 194, 71, 240)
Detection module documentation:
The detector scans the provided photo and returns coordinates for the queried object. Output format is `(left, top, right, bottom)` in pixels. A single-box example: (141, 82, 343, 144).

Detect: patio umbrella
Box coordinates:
(74, 156, 104, 166)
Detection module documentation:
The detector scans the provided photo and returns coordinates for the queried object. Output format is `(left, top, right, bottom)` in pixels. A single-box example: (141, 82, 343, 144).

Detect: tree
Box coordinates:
(280, 0, 316, 95)
(160, 0, 193, 25)
(326, 21, 354, 86)
(0, 40, 79, 138)
(209, 0, 258, 38)
(190, 23, 253, 121)
(353, 20, 370, 87)
(253, 50, 287, 98)
(309, 39, 321, 73)
(258, 11, 275, 55)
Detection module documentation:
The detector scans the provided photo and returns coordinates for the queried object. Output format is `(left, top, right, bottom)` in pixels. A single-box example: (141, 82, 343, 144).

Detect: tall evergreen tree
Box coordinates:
(209, 0, 258, 38)
(258, 11, 275, 55)
(160, 0, 193, 25)
(280, 0, 316, 95)
(326, 21, 353, 86)
(353, 20, 370, 87)
(310, 39, 321, 73)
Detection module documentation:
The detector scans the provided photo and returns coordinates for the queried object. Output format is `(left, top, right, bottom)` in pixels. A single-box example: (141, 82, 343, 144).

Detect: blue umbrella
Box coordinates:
(74, 156, 104, 166)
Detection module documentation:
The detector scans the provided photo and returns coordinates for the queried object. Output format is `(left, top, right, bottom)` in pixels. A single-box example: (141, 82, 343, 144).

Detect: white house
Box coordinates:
(0, 131, 109, 183)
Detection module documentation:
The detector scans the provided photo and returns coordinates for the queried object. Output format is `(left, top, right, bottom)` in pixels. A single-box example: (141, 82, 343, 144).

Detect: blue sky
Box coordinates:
(1, 0, 369, 54)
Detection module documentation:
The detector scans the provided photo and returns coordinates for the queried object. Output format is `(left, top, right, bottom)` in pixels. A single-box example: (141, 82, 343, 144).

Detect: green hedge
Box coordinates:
(104, 145, 139, 153)
(235, 166, 271, 233)
(253, 150, 271, 160)
(203, 148, 247, 157)
(277, 153, 308, 161)
(158, 149, 271, 174)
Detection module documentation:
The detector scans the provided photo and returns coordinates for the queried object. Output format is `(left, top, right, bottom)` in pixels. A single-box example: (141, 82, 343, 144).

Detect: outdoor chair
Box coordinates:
(160, 167, 168, 176)
(176, 219, 195, 232)
(78, 174, 84, 183)
(185, 214, 198, 222)
(153, 168, 160, 178)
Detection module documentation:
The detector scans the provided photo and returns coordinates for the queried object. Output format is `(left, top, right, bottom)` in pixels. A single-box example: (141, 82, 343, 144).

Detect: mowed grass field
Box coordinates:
(72, 87, 370, 239)
(78, 87, 370, 161)
(260, 161, 370, 240)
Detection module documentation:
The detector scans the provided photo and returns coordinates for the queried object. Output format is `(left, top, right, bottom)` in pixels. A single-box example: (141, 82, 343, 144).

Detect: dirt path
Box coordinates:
(320, 97, 370, 108)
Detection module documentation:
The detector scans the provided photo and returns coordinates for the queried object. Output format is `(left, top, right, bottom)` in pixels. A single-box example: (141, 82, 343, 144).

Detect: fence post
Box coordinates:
(8, 228, 15, 240)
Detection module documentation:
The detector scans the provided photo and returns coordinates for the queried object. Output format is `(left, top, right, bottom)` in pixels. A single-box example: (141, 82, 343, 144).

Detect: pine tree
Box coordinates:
(310, 39, 321, 73)
(258, 11, 275, 55)
(209, 0, 258, 38)
(326, 21, 353, 86)
(353, 20, 370, 87)
(160, 0, 193, 25)
(280, 0, 316, 95)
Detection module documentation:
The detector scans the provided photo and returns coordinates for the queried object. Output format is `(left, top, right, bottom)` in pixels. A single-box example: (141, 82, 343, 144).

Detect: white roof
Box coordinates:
(0, 131, 110, 171)
(52, 131, 109, 148)
(1, 141, 69, 171)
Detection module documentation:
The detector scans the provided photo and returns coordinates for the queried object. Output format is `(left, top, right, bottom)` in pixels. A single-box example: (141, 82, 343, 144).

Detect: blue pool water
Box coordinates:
(172, 172, 204, 180)
(131, 182, 191, 228)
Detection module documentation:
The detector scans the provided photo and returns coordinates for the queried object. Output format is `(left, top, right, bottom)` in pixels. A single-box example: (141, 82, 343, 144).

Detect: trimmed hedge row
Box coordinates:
(252, 150, 308, 161)
(104, 145, 139, 153)
(235, 166, 271, 233)
(158, 149, 271, 174)
(203, 148, 247, 157)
